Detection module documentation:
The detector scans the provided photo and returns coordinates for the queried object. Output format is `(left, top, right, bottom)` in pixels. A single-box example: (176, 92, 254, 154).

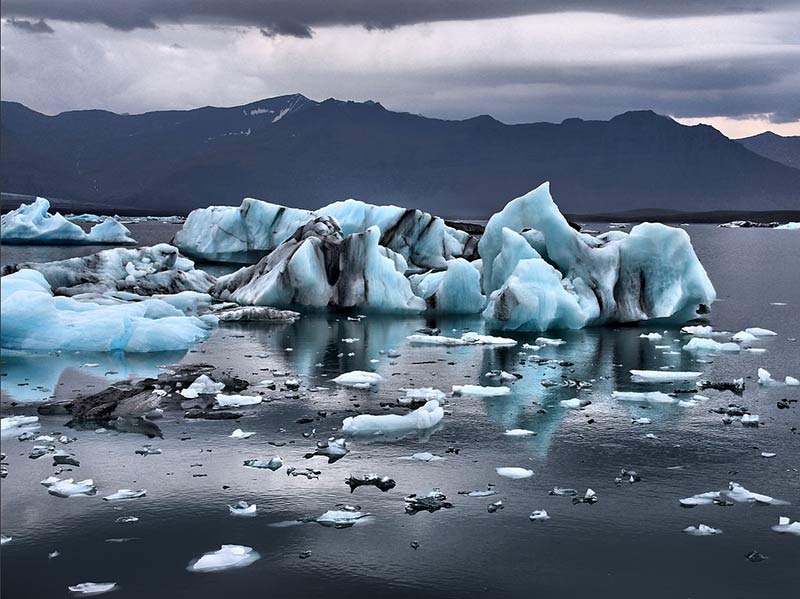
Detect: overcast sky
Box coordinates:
(2, 1, 799, 138)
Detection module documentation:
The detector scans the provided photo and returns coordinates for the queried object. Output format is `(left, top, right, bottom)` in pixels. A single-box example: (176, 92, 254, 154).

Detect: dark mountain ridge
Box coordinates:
(2, 95, 798, 217)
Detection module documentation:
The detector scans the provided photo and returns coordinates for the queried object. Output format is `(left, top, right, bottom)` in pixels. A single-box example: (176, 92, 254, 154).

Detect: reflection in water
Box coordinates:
(0, 350, 187, 403)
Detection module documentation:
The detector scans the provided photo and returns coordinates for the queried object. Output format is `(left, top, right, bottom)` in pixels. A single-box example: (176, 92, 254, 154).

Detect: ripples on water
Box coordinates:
(1, 223, 798, 598)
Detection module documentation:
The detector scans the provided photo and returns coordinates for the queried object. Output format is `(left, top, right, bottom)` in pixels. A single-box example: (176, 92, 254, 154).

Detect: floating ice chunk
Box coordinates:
(681, 325, 714, 336)
(785, 376, 799, 386)
(683, 524, 722, 536)
(180, 375, 225, 399)
(1, 415, 40, 438)
(342, 400, 443, 436)
(679, 492, 723, 507)
(496, 467, 533, 479)
(346, 474, 396, 493)
(745, 327, 777, 336)
(536, 337, 566, 346)
(315, 507, 370, 528)
(732, 331, 757, 343)
(1, 270, 215, 353)
(406, 332, 516, 346)
(228, 501, 257, 517)
(741, 414, 759, 427)
(757, 368, 776, 385)
(549, 487, 578, 497)
(1, 534, 12, 545)
(332, 371, 383, 388)
(215, 393, 262, 408)
(723, 482, 787, 505)
(230, 429, 256, 439)
(48, 478, 97, 498)
(529, 510, 550, 521)
(504, 429, 536, 436)
(678, 399, 698, 408)
(104, 489, 146, 501)
(573, 488, 599, 504)
(452, 384, 511, 397)
(1, 197, 134, 245)
(560, 398, 587, 409)
(771, 517, 800, 535)
(631, 417, 652, 424)
(399, 388, 447, 406)
(243, 457, 283, 471)
(761, 452, 776, 458)
(304, 438, 349, 463)
(67, 582, 119, 595)
(613, 391, 677, 404)
(401, 452, 444, 462)
(630, 370, 703, 382)
(405, 490, 454, 514)
(188, 545, 261, 572)
(683, 338, 741, 352)
(639, 333, 663, 340)
(775, 222, 800, 230)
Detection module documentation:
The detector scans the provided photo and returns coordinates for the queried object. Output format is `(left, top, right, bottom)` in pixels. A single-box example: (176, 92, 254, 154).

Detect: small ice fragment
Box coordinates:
(345, 474, 396, 493)
(304, 437, 349, 463)
(678, 399, 698, 408)
(745, 327, 777, 336)
(68, 582, 118, 595)
(548, 487, 578, 496)
(630, 370, 703, 382)
(452, 384, 511, 397)
(504, 429, 536, 436)
(639, 332, 663, 340)
(631, 417, 651, 425)
(180, 375, 225, 399)
(187, 545, 260, 572)
(529, 510, 550, 521)
(573, 488, 598, 504)
(761, 452, 776, 458)
(613, 391, 676, 404)
(407, 332, 516, 346)
(771, 517, 800, 535)
(1, 534, 12, 545)
(403, 452, 444, 462)
(228, 501, 257, 517)
(459, 488, 497, 497)
(332, 371, 383, 388)
(681, 491, 724, 508)
(342, 400, 443, 435)
(404, 490, 454, 514)
(495, 467, 533, 479)
(115, 516, 139, 523)
(683, 524, 722, 536)
(230, 429, 256, 439)
(215, 393, 262, 408)
(757, 368, 776, 385)
(243, 457, 283, 471)
(48, 478, 97, 498)
(315, 507, 370, 527)
(535, 337, 565, 346)
(731, 331, 757, 343)
(103, 489, 146, 501)
(681, 325, 714, 336)
(399, 388, 447, 405)
(723, 482, 788, 505)
(786, 376, 799, 386)
(683, 338, 741, 352)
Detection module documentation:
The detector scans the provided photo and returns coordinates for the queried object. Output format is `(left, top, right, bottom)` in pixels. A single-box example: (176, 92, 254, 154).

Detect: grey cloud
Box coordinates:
(2, 1, 798, 36)
(7, 17, 54, 33)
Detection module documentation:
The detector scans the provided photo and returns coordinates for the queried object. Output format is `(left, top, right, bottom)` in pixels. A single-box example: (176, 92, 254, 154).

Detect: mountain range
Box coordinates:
(1, 94, 798, 217)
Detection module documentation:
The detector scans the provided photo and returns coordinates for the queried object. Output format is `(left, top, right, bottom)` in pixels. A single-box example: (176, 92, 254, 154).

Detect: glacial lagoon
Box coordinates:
(1, 221, 799, 598)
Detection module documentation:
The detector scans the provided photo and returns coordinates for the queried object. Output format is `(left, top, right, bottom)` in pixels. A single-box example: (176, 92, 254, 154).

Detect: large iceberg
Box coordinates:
(480, 182, 715, 331)
(1, 198, 135, 245)
(174, 197, 477, 269)
(1, 269, 216, 353)
(213, 218, 426, 313)
(1, 244, 215, 296)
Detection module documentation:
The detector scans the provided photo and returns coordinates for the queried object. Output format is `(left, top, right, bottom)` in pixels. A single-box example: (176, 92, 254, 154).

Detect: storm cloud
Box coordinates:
(1, 2, 798, 137)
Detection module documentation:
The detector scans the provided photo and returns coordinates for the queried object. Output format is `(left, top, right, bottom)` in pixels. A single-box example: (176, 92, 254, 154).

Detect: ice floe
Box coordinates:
(228, 501, 257, 517)
(332, 371, 383, 388)
(406, 332, 516, 346)
(504, 429, 536, 436)
(495, 467, 534, 479)
(683, 524, 722, 536)
(67, 582, 119, 595)
(103, 489, 146, 501)
(683, 338, 741, 352)
(214, 393, 262, 408)
(630, 370, 703, 382)
(612, 391, 677, 404)
(529, 510, 550, 521)
(187, 545, 261, 572)
(771, 517, 800, 535)
(342, 400, 443, 436)
(314, 506, 371, 528)
(230, 429, 256, 439)
(48, 478, 97, 498)
(452, 384, 511, 397)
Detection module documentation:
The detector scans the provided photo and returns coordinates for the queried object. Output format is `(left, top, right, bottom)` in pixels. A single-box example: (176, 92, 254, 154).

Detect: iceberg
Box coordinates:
(771, 517, 800, 535)
(478, 183, 715, 331)
(213, 218, 425, 313)
(180, 375, 225, 398)
(683, 338, 741, 352)
(1, 198, 134, 245)
(175, 196, 477, 268)
(187, 545, 261, 573)
(1, 270, 216, 353)
(1, 244, 214, 297)
(48, 478, 97, 498)
(341, 400, 443, 435)
(409, 258, 485, 313)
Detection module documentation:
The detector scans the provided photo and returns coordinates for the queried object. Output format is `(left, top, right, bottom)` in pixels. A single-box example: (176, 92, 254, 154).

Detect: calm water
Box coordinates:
(1, 224, 799, 598)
